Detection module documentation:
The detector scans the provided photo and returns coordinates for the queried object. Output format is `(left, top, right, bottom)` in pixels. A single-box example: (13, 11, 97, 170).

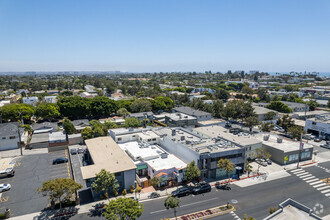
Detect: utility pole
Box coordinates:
(297, 132, 303, 168)
(18, 123, 23, 156)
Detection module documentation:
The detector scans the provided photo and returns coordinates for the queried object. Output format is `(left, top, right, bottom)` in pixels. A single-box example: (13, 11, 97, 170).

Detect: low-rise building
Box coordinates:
(253, 106, 279, 121)
(173, 106, 211, 121)
(23, 97, 38, 106)
(126, 112, 154, 122)
(72, 119, 90, 132)
(49, 131, 68, 152)
(291, 110, 329, 120)
(165, 113, 197, 127)
(84, 85, 96, 93)
(194, 126, 262, 160)
(305, 114, 330, 140)
(109, 127, 160, 144)
(0, 123, 23, 151)
(33, 122, 58, 134)
(197, 119, 223, 127)
(0, 100, 10, 107)
(80, 92, 97, 98)
(157, 127, 245, 180)
(118, 141, 187, 187)
(29, 133, 49, 149)
(81, 137, 136, 194)
(44, 96, 57, 103)
(255, 134, 313, 165)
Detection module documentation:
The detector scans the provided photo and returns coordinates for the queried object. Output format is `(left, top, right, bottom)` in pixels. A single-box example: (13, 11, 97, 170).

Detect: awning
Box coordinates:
(136, 164, 148, 170)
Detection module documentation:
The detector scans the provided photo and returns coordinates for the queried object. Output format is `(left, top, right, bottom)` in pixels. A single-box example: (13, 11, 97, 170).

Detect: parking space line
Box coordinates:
(65, 150, 71, 178)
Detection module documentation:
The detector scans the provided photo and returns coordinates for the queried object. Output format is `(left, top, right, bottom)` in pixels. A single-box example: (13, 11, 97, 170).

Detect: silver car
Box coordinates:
(0, 184, 11, 192)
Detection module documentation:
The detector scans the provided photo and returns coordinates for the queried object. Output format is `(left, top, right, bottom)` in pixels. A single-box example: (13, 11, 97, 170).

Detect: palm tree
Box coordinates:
(218, 158, 235, 178)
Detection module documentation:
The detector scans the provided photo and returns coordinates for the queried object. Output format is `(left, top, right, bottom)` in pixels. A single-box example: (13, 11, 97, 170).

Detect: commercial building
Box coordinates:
(49, 132, 68, 152)
(305, 114, 330, 140)
(194, 126, 262, 160)
(164, 113, 197, 127)
(0, 123, 23, 151)
(291, 110, 329, 120)
(173, 106, 212, 121)
(197, 119, 223, 127)
(255, 134, 313, 165)
(81, 137, 136, 193)
(157, 127, 245, 180)
(109, 127, 160, 144)
(118, 141, 187, 187)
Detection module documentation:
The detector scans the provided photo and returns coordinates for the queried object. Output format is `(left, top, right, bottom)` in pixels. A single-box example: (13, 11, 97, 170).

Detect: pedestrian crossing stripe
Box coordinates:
(317, 186, 330, 191)
(302, 176, 315, 181)
(306, 178, 320, 183)
(313, 183, 326, 188)
(292, 169, 305, 173)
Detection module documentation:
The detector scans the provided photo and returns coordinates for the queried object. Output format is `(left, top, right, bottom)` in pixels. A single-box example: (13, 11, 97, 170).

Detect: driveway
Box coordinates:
(0, 149, 72, 217)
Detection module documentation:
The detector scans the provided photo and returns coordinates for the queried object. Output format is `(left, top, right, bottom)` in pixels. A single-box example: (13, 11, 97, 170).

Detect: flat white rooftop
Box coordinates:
(255, 134, 313, 152)
(118, 141, 186, 171)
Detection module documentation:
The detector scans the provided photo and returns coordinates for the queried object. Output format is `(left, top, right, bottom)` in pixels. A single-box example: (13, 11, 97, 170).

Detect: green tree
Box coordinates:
(103, 197, 144, 220)
(152, 96, 174, 111)
(266, 101, 293, 113)
(122, 189, 127, 197)
(307, 100, 318, 111)
(265, 111, 276, 120)
(277, 114, 294, 131)
(124, 118, 141, 128)
(164, 196, 180, 220)
(91, 169, 119, 200)
(62, 118, 76, 135)
(243, 214, 255, 220)
(57, 96, 90, 119)
(212, 100, 224, 118)
(244, 116, 260, 132)
(245, 161, 253, 177)
(21, 124, 32, 134)
(117, 108, 130, 117)
(185, 161, 200, 182)
(38, 178, 82, 209)
(287, 126, 306, 141)
(327, 99, 330, 108)
(35, 103, 60, 121)
(90, 96, 118, 118)
(241, 86, 254, 94)
(217, 158, 235, 178)
(130, 100, 152, 113)
(0, 103, 35, 123)
(150, 176, 161, 188)
(259, 122, 274, 132)
(215, 89, 229, 101)
(81, 127, 93, 140)
(257, 88, 268, 101)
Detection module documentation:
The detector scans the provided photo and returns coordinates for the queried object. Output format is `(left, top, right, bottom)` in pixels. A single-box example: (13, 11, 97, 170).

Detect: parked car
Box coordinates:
(0, 168, 15, 178)
(172, 187, 192, 197)
(52, 158, 68, 165)
(192, 182, 211, 195)
(225, 122, 232, 128)
(0, 184, 11, 192)
(314, 137, 322, 142)
(215, 182, 231, 190)
(71, 148, 77, 155)
(320, 144, 330, 149)
(148, 192, 161, 198)
(326, 141, 330, 145)
(256, 158, 267, 166)
(77, 147, 84, 154)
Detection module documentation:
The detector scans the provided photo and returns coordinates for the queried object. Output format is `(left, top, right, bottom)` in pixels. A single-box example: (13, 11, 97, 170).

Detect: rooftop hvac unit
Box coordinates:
(172, 129, 176, 136)
(161, 153, 168, 159)
(129, 128, 134, 132)
(181, 136, 185, 141)
(185, 140, 191, 145)
(277, 138, 283, 143)
(263, 135, 270, 141)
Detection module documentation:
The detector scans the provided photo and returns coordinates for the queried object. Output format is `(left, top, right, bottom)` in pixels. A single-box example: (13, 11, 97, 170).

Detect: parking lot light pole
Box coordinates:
(297, 133, 303, 169)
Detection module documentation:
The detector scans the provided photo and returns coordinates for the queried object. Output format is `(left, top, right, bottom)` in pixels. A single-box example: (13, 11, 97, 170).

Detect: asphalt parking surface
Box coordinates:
(0, 149, 72, 216)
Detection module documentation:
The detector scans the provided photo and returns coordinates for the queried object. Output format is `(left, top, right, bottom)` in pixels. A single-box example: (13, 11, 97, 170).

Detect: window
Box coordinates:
(289, 154, 299, 161)
(152, 138, 156, 141)
(312, 122, 317, 125)
(115, 172, 121, 177)
(9, 136, 16, 139)
(301, 152, 311, 159)
(147, 139, 151, 142)
(132, 135, 136, 137)
(2, 137, 5, 140)
(179, 169, 183, 173)
(117, 138, 122, 141)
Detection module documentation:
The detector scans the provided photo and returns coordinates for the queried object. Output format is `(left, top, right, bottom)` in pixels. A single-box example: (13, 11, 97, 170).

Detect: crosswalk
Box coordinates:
(230, 211, 241, 220)
(316, 165, 330, 174)
(290, 168, 330, 199)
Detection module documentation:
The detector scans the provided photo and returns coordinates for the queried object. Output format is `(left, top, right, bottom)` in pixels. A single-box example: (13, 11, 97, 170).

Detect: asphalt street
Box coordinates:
(71, 164, 330, 220)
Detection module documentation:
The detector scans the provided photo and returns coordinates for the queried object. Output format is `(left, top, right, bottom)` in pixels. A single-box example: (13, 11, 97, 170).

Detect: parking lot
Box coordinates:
(0, 149, 72, 216)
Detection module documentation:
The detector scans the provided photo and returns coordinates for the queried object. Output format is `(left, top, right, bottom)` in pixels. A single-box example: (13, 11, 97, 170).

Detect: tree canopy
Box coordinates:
(35, 103, 60, 121)
(103, 197, 143, 220)
(63, 118, 76, 134)
(91, 169, 119, 199)
(164, 196, 180, 220)
(185, 161, 200, 182)
(130, 99, 152, 113)
(0, 103, 35, 123)
(124, 118, 141, 128)
(266, 101, 293, 113)
(38, 178, 82, 209)
(217, 158, 235, 177)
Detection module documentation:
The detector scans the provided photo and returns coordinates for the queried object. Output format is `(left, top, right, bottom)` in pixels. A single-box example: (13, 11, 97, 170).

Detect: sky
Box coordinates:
(0, 0, 330, 73)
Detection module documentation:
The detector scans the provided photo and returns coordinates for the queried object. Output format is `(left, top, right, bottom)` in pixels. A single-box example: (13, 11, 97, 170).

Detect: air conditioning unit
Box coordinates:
(277, 138, 283, 143)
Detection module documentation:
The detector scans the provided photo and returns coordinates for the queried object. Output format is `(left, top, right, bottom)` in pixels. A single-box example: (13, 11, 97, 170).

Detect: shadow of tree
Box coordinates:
(88, 202, 106, 217)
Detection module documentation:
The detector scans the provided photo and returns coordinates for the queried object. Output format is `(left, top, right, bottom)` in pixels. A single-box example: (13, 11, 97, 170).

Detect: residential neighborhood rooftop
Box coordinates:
(81, 136, 136, 180)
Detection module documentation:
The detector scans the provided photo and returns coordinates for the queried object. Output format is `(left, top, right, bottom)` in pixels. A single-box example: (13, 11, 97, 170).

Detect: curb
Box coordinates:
(210, 173, 265, 186)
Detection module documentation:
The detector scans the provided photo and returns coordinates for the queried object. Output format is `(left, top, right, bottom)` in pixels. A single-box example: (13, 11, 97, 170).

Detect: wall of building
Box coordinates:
(0, 136, 19, 151)
(123, 169, 136, 190)
(245, 142, 263, 160)
(305, 119, 330, 139)
(160, 137, 199, 165)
